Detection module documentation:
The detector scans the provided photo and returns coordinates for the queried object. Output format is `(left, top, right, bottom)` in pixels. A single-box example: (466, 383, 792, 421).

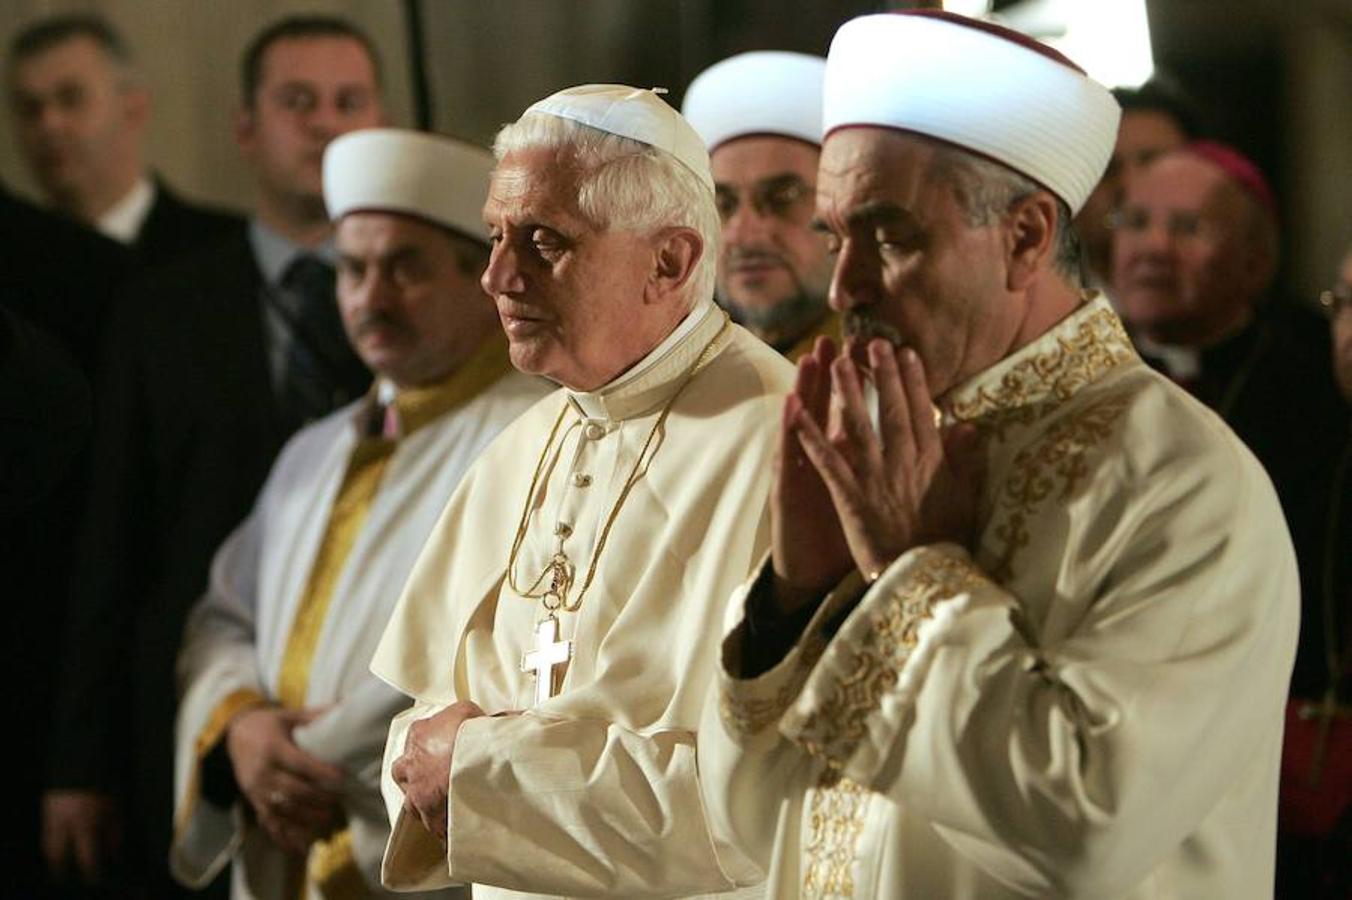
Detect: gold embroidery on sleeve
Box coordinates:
(791, 550, 986, 771)
(720, 628, 827, 737)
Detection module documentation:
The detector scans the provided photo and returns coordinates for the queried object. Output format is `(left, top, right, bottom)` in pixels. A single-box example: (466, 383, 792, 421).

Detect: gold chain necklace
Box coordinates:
(505, 314, 730, 616)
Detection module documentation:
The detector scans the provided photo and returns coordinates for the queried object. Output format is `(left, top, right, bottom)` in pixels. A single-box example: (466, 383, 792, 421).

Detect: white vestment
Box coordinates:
(701, 296, 1300, 899)
(172, 346, 549, 900)
(371, 302, 793, 898)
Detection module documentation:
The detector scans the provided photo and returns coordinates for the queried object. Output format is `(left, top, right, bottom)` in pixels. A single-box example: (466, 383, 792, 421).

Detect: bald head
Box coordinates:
(1112, 149, 1278, 346)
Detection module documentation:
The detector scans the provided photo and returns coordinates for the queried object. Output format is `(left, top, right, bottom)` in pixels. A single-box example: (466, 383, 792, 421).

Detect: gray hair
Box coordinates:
(492, 112, 720, 310)
(928, 146, 1082, 285)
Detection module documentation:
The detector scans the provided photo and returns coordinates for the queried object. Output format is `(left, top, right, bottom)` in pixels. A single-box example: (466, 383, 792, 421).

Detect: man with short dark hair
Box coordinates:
(701, 12, 1298, 898)
(7, 13, 241, 263)
(44, 17, 384, 898)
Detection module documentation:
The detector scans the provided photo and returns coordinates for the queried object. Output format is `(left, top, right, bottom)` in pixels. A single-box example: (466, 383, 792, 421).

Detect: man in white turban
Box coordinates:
(371, 85, 792, 897)
(683, 51, 837, 359)
(170, 128, 550, 899)
(699, 10, 1299, 899)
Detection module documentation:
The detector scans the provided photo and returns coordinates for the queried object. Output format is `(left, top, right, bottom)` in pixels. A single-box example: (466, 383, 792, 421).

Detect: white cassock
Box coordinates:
(371, 300, 793, 899)
(701, 296, 1300, 899)
(172, 339, 550, 900)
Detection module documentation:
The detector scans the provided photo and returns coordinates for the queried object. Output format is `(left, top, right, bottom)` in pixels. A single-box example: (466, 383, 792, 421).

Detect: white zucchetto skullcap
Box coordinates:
(524, 83, 714, 193)
(681, 51, 826, 152)
(323, 128, 495, 242)
(823, 11, 1120, 213)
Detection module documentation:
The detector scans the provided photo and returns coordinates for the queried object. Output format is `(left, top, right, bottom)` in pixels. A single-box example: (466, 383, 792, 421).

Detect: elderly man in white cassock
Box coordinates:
(699, 11, 1300, 899)
(682, 51, 838, 361)
(370, 85, 793, 898)
(170, 128, 549, 900)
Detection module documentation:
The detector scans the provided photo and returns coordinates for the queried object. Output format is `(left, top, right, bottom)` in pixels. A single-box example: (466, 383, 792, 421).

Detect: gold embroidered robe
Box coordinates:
(371, 303, 792, 899)
(701, 296, 1300, 899)
(172, 345, 549, 900)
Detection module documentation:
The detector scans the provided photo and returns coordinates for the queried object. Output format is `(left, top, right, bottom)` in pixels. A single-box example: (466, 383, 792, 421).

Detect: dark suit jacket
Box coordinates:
(0, 192, 122, 893)
(135, 178, 245, 269)
(0, 184, 128, 370)
(0, 306, 94, 896)
(48, 230, 285, 894)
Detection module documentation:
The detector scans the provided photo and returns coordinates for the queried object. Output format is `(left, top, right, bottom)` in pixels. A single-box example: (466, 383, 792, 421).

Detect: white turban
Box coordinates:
(525, 83, 713, 193)
(823, 11, 1120, 213)
(681, 51, 826, 151)
(323, 128, 495, 242)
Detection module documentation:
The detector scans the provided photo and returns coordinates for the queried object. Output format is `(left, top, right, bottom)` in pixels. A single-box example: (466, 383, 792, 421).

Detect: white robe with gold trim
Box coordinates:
(172, 368, 549, 900)
(371, 303, 793, 898)
(701, 297, 1300, 899)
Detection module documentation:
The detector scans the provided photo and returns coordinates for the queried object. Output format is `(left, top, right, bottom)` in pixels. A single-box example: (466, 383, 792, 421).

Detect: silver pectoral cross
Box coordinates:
(521, 615, 573, 706)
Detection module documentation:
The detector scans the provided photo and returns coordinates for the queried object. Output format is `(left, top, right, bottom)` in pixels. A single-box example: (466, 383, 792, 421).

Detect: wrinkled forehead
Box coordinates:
(815, 127, 939, 215)
(484, 147, 589, 224)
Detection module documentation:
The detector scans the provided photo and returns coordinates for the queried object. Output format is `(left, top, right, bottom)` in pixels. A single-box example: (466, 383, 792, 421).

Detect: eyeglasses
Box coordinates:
(1107, 206, 1216, 241)
(715, 176, 814, 224)
(1319, 283, 1352, 318)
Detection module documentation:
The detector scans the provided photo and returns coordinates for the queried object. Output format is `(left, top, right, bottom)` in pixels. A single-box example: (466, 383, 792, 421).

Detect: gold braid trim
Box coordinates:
(173, 688, 270, 839)
(309, 827, 367, 899)
(948, 306, 1134, 439)
(801, 774, 871, 899)
(790, 549, 987, 772)
(719, 627, 829, 737)
(985, 394, 1132, 583)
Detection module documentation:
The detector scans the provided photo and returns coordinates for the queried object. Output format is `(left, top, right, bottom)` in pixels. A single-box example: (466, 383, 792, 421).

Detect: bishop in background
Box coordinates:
(371, 84, 792, 897)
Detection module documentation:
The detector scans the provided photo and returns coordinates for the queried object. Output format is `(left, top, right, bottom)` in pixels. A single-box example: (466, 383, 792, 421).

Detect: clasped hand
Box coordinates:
(772, 337, 984, 613)
(390, 700, 488, 842)
(225, 705, 346, 856)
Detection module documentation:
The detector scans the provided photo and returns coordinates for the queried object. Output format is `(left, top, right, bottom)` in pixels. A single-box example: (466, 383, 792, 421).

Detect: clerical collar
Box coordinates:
(248, 218, 335, 288)
(945, 293, 1137, 423)
(354, 334, 515, 439)
(1133, 334, 1202, 382)
(96, 176, 155, 245)
(567, 299, 721, 422)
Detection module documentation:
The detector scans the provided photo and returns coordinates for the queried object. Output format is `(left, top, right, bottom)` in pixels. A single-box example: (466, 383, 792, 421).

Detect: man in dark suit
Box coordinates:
(0, 188, 126, 900)
(6, 13, 242, 266)
(0, 182, 127, 369)
(43, 16, 383, 898)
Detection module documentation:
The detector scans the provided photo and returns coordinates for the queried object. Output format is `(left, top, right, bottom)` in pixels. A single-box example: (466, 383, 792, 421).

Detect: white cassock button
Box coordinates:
(555, 522, 573, 537)
(573, 473, 592, 488)
(584, 422, 605, 440)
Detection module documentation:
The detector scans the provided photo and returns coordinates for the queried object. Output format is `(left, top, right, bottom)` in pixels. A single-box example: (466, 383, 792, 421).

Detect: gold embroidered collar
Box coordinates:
(567, 300, 730, 422)
(944, 294, 1136, 424)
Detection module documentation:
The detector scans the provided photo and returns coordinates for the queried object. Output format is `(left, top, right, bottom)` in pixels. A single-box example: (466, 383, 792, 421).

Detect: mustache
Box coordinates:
(350, 311, 409, 339)
(842, 310, 903, 348)
(725, 246, 787, 268)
